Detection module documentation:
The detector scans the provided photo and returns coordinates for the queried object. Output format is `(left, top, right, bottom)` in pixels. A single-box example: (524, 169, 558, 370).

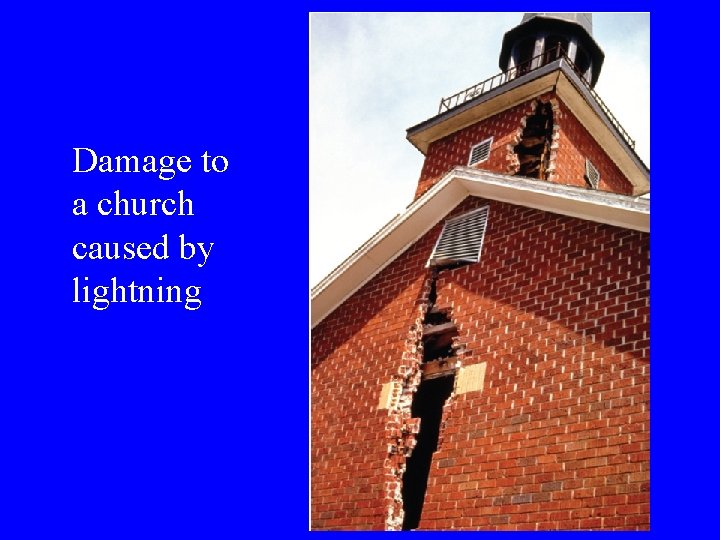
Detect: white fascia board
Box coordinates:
(311, 174, 466, 328)
(311, 168, 649, 328)
(457, 168, 649, 232)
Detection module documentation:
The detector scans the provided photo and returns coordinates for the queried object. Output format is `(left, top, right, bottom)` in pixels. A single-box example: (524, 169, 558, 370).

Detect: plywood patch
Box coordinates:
(456, 362, 487, 394)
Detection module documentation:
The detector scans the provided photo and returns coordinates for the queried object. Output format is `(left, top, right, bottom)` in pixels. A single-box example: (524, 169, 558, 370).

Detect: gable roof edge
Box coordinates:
(312, 168, 649, 328)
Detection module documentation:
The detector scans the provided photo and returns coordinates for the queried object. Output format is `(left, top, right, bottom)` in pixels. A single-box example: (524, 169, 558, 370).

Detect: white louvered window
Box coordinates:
(427, 206, 489, 268)
(468, 137, 493, 166)
(585, 158, 600, 189)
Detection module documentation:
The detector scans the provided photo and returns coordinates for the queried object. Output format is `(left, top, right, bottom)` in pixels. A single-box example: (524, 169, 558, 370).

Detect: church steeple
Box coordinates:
(406, 12, 648, 197)
(499, 13, 605, 87)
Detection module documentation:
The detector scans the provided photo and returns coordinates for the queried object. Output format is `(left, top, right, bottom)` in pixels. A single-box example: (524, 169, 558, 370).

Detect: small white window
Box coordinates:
(427, 206, 489, 268)
(585, 158, 600, 189)
(468, 137, 493, 166)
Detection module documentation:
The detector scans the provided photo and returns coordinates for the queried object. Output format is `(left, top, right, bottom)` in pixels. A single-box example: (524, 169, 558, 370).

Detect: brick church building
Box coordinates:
(311, 13, 649, 531)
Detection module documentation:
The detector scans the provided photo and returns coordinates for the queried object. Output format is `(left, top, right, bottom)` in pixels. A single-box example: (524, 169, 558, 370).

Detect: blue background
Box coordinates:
(6, 2, 309, 537)
(0, 1, 703, 537)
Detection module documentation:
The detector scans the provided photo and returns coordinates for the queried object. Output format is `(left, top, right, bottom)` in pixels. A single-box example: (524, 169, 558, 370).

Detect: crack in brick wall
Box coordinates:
(383, 272, 432, 530)
(413, 91, 634, 199)
(385, 265, 473, 530)
(511, 97, 561, 181)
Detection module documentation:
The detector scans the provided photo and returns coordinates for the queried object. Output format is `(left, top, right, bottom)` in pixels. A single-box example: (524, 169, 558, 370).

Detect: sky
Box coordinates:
(309, 12, 650, 286)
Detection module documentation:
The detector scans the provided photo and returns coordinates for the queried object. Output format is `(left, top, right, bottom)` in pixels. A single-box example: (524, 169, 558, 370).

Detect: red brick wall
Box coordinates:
(311, 196, 649, 531)
(414, 92, 633, 200)
(419, 197, 649, 530)
(311, 233, 436, 530)
(415, 101, 531, 200)
(553, 99, 632, 194)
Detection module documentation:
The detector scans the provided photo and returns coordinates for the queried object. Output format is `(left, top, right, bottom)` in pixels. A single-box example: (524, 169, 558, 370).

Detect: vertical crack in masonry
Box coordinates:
(384, 273, 431, 530)
(401, 374, 455, 530)
(385, 269, 465, 530)
(513, 99, 556, 180)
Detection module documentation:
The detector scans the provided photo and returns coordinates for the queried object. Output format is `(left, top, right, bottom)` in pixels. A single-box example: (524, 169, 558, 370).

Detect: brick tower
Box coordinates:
(312, 13, 649, 531)
(409, 13, 647, 201)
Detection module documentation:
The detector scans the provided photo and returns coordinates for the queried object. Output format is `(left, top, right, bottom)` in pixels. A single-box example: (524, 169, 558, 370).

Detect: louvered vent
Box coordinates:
(428, 206, 489, 268)
(585, 158, 600, 189)
(468, 137, 493, 166)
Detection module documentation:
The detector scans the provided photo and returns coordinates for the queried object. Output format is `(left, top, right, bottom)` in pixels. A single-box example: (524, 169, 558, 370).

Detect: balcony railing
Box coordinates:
(437, 45, 636, 150)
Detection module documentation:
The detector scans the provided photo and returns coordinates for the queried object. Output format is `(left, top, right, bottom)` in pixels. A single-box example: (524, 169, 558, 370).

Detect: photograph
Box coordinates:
(311, 12, 649, 531)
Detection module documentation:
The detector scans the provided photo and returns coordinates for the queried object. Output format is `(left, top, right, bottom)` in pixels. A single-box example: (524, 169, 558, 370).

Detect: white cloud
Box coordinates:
(310, 12, 650, 286)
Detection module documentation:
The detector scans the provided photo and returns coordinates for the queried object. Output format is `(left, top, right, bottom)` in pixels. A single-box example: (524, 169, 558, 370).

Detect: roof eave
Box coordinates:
(311, 168, 649, 328)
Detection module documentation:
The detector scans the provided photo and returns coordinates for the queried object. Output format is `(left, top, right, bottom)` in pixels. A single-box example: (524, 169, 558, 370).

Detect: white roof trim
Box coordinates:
(311, 167, 649, 328)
